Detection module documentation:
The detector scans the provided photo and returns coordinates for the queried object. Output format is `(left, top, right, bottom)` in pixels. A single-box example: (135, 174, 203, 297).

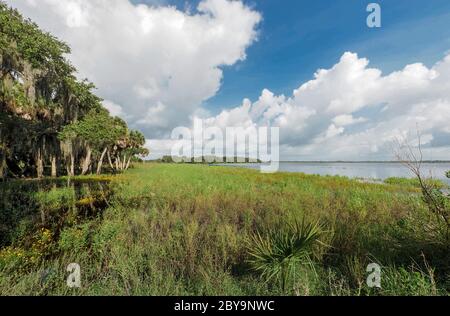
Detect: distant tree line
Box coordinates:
(155, 156, 262, 164)
(0, 2, 148, 179)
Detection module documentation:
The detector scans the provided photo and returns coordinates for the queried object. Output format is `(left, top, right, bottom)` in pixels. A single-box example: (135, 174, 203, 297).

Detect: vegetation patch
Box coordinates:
(1, 164, 448, 295)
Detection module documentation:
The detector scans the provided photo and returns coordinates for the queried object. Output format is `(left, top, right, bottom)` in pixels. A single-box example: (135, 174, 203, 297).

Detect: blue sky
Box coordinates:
(10, 0, 450, 160)
(135, 0, 450, 114)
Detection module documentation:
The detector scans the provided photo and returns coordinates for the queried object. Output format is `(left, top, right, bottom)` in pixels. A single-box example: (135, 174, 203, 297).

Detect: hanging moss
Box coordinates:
(0, 2, 148, 179)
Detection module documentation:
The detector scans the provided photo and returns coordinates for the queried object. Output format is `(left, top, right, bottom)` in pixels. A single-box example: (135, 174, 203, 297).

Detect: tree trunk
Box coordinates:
(0, 138, 5, 179)
(70, 154, 75, 176)
(63, 140, 75, 177)
(115, 155, 120, 171)
(122, 154, 127, 170)
(125, 155, 133, 170)
(66, 152, 75, 177)
(107, 149, 115, 172)
(81, 145, 92, 175)
(96, 147, 108, 175)
(0, 151, 6, 180)
(50, 155, 57, 177)
(36, 147, 44, 178)
(40, 209, 46, 226)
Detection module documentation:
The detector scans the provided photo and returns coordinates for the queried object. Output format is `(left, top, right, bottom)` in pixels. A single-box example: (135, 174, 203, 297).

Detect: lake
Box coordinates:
(218, 162, 450, 184)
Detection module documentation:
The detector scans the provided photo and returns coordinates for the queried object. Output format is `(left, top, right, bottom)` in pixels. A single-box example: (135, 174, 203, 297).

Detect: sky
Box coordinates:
(6, 0, 450, 160)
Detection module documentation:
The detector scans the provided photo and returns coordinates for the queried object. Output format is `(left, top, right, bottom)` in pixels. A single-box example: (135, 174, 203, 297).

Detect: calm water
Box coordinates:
(0, 179, 111, 247)
(219, 162, 450, 184)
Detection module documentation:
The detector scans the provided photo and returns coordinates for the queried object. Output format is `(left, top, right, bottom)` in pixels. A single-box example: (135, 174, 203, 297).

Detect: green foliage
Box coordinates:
(0, 2, 147, 178)
(0, 2, 71, 71)
(58, 223, 92, 253)
(380, 266, 438, 296)
(246, 220, 324, 292)
(59, 109, 126, 147)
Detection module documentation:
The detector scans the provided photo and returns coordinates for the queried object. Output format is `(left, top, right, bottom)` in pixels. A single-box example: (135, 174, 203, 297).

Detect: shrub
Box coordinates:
(246, 219, 325, 293)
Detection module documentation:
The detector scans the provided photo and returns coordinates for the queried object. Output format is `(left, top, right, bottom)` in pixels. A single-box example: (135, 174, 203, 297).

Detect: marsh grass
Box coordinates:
(384, 177, 447, 189)
(0, 163, 448, 295)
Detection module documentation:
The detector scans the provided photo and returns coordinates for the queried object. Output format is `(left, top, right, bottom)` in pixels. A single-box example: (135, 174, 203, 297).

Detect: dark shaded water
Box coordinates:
(219, 162, 450, 184)
(0, 178, 111, 248)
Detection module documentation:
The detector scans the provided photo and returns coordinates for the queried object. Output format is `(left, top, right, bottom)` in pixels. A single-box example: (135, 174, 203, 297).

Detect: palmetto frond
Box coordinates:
(246, 219, 324, 291)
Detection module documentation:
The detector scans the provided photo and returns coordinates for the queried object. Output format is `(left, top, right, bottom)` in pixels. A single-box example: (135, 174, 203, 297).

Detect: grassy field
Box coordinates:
(0, 163, 449, 295)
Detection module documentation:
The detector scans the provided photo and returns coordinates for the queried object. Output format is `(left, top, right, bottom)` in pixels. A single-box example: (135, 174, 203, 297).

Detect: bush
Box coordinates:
(246, 219, 325, 293)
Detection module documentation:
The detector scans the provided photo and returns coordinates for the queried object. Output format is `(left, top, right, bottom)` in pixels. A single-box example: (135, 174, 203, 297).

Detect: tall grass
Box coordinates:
(0, 163, 448, 295)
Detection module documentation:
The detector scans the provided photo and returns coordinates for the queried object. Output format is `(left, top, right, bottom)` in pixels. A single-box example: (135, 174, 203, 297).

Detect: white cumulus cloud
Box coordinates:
(7, 0, 261, 138)
(199, 52, 450, 160)
(7, 0, 450, 160)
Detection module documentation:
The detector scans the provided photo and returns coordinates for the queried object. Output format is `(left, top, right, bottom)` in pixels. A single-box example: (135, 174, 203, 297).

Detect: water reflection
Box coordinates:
(0, 178, 111, 248)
